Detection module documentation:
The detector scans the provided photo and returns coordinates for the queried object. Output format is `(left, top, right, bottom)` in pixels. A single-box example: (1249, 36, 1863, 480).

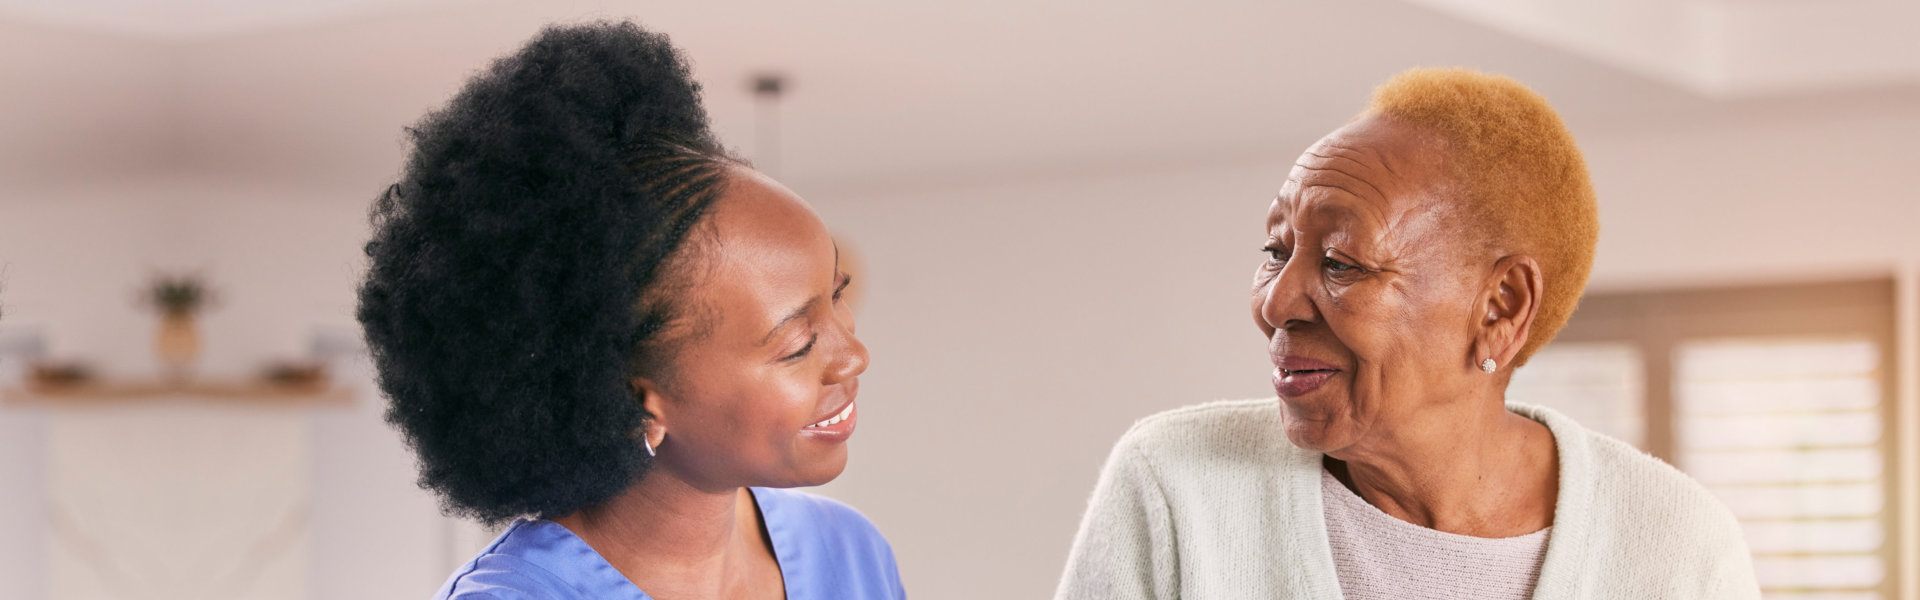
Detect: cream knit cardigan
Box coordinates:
(1055, 399, 1761, 599)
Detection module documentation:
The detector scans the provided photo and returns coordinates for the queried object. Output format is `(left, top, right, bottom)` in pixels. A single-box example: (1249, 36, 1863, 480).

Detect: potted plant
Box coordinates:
(143, 273, 213, 381)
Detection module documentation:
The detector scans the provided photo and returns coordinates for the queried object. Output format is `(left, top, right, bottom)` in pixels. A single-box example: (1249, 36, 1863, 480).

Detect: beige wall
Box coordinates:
(4, 102, 1915, 599)
(0, 6, 1916, 599)
(1580, 103, 1920, 290)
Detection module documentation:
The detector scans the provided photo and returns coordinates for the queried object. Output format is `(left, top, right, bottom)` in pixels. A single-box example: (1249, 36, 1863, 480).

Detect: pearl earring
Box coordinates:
(1480, 358, 1498, 373)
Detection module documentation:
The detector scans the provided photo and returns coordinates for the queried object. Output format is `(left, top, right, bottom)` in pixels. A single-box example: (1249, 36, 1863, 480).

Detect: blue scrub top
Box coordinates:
(433, 487, 906, 599)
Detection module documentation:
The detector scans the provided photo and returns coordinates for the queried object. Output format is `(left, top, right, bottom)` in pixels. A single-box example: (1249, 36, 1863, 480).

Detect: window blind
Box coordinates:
(1677, 338, 1887, 599)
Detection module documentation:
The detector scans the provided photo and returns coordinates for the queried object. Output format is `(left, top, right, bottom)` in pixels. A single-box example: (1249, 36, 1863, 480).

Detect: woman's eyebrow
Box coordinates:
(762, 298, 819, 347)
(763, 244, 842, 346)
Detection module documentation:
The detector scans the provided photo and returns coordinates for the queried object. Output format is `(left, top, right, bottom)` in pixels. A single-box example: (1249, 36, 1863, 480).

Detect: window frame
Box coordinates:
(1551, 278, 1900, 598)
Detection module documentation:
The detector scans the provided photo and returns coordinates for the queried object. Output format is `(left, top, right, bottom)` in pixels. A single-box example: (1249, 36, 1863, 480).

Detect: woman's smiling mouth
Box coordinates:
(806, 401, 855, 429)
(799, 399, 858, 443)
(1273, 357, 1342, 397)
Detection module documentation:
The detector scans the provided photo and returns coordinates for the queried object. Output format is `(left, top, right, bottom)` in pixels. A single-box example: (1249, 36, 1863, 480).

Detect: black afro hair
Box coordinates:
(357, 21, 738, 524)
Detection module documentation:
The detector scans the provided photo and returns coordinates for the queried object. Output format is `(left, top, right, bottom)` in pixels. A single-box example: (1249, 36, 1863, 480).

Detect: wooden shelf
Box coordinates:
(2, 379, 352, 406)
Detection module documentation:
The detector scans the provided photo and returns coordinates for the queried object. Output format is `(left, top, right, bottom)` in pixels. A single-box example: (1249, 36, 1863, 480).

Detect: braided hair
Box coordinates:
(357, 21, 739, 524)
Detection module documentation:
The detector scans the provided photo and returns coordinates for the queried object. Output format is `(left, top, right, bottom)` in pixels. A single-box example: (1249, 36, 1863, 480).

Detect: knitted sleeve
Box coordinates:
(1705, 516, 1762, 600)
(1055, 426, 1180, 600)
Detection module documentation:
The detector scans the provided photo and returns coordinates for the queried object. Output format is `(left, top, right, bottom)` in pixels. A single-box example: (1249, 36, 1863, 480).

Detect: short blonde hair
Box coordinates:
(1366, 67, 1599, 366)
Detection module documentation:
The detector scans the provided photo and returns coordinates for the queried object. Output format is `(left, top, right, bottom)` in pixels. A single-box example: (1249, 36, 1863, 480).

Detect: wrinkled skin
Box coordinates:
(1252, 114, 1558, 538)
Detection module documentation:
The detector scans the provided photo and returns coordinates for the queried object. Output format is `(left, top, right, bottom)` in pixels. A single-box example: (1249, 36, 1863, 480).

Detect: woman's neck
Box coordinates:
(550, 472, 783, 599)
(1325, 398, 1559, 538)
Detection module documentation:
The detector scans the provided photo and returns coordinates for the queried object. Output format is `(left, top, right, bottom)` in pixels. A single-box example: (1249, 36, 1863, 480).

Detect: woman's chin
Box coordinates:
(1277, 401, 1345, 452)
(1281, 425, 1331, 452)
(784, 450, 850, 488)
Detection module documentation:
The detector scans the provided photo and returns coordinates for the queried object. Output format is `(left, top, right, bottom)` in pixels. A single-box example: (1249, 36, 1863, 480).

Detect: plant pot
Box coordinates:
(156, 313, 200, 381)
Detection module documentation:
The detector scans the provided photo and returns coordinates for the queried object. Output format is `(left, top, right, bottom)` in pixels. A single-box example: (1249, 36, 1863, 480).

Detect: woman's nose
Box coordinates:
(828, 321, 869, 383)
(1259, 260, 1319, 333)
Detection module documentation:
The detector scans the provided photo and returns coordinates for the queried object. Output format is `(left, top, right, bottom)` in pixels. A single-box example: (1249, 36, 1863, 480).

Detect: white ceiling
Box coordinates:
(0, 0, 488, 39)
(0, 0, 1914, 194)
(1404, 0, 1920, 97)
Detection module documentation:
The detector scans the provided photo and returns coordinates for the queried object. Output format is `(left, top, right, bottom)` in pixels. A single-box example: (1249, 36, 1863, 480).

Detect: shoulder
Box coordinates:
(752, 487, 886, 538)
(433, 523, 566, 599)
(1118, 398, 1287, 450)
(1112, 398, 1297, 467)
(1090, 398, 1308, 510)
(437, 555, 575, 600)
(1545, 406, 1738, 523)
(752, 487, 905, 598)
(432, 520, 605, 600)
(1586, 431, 1747, 546)
(751, 487, 898, 560)
(1512, 403, 1750, 564)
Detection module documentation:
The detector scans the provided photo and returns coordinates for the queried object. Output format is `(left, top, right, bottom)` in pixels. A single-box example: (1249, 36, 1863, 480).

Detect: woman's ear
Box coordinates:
(1475, 255, 1544, 373)
(630, 376, 670, 451)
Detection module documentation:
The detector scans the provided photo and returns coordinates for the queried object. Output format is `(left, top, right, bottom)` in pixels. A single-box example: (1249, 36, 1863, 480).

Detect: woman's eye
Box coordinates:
(1262, 246, 1288, 265)
(1323, 257, 1359, 274)
(783, 335, 818, 361)
(833, 276, 853, 302)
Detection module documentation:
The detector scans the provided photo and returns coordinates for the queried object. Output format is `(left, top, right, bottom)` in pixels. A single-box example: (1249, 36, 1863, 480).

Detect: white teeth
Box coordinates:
(807, 402, 855, 428)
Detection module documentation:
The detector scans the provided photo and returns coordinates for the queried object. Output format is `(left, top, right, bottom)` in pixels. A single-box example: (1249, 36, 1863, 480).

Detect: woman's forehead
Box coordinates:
(1273, 137, 1447, 231)
(1268, 184, 1388, 232)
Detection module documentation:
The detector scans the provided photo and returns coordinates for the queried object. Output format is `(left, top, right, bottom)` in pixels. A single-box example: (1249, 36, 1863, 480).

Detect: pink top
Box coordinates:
(1321, 468, 1552, 600)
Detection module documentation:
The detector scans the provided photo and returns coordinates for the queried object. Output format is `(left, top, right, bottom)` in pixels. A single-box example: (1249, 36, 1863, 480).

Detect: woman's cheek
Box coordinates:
(768, 376, 819, 426)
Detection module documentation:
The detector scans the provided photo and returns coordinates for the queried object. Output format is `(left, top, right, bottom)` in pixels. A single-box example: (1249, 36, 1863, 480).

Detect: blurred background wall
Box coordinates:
(0, 1, 1915, 599)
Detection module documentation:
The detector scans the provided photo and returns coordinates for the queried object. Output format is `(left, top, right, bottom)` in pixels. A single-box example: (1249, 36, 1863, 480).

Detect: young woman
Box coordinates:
(358, 22, 904, 600)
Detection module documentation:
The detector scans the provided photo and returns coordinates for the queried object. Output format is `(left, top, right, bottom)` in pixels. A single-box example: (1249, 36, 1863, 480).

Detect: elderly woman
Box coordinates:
(357, 22, 902, 600)
(1056, 68, 1758, 599)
